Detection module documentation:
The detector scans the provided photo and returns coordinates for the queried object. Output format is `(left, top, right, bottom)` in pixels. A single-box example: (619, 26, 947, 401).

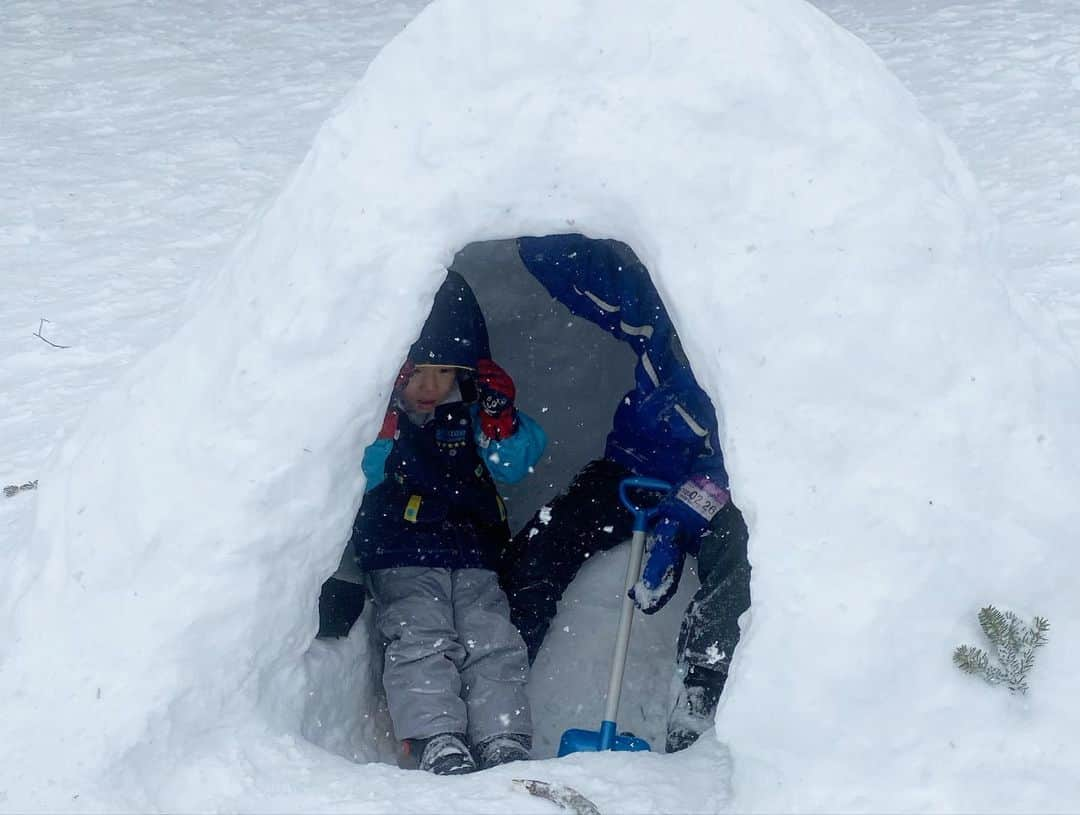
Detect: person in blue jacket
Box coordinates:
(501, 234, 751, 754)
(351, 271, 547, 775)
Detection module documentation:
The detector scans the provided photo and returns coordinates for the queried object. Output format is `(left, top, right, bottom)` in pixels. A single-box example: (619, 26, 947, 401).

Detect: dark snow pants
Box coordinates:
(498, 458, 751, 737)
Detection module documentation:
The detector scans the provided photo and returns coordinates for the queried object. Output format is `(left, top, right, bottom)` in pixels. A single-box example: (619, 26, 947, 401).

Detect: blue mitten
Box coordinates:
(656, 474, 730, 555)
(629, 517, 686, 614)
(628, 474, 730, 614)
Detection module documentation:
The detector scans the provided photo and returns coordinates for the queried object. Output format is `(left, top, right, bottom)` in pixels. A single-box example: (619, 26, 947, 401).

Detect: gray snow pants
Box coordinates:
(368, 567, 532, 745)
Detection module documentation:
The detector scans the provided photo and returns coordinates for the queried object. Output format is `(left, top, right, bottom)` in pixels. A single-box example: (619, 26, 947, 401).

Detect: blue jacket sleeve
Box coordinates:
(517, 234, 729, 489)
(361, 438, 393, 492)
(473, 409, 547, 484)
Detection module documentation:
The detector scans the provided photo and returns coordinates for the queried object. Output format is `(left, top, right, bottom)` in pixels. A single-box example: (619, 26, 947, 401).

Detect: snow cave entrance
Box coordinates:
(307, 236, 714, 763)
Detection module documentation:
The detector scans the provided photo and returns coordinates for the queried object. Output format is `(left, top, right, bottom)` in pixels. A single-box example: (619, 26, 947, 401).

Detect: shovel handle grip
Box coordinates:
(618, 477, 673, 532)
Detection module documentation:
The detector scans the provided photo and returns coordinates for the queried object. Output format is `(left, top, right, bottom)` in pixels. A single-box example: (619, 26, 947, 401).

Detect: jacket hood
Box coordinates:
(407, 270, 490, 369)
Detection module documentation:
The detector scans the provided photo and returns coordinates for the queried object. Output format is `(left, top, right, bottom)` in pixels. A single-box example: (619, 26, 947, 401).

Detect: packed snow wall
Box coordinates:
(2, 0, 1077, 811)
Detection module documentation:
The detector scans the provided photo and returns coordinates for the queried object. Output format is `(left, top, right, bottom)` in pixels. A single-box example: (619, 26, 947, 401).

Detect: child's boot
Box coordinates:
(476, 733, 531, 769)
(665, 665, 726, 753)
(415, 733, 477, 775)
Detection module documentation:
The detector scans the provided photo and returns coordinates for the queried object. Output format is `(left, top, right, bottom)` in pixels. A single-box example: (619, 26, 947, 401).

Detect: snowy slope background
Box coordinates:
(1, 0, 1078, 813)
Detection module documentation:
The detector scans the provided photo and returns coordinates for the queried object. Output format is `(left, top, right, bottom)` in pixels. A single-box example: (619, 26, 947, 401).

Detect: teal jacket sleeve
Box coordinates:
(474, 409, 547, 484)
(361, 438, 393, 492)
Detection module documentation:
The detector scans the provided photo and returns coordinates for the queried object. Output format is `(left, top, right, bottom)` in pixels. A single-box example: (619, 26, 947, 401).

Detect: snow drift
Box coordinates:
(2, 0, 1078, 811)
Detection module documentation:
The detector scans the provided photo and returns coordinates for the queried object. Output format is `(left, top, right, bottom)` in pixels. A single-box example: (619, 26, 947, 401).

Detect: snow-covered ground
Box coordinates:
(1, 0, 423, 541)
(815, 0, 1080, 352)
(1, 0, 1078, 812)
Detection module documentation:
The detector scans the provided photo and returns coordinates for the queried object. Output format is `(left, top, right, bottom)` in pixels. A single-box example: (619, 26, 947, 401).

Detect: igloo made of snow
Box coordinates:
(2, 0, 1077, 812)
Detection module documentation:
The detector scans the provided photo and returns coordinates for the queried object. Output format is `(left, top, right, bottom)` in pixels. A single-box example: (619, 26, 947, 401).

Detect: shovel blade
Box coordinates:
(558, 721, 651, 756)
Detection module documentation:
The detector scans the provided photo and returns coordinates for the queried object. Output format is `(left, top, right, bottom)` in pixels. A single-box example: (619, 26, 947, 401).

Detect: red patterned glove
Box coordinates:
(476, 358, 517, 441)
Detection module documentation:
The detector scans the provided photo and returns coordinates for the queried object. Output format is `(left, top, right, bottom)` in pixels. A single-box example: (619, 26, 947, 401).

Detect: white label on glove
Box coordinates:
(676, 479, 729, 522)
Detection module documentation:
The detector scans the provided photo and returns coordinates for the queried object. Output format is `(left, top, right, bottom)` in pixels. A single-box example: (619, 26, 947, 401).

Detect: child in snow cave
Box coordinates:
(499, 235, 751, 754)
(350, 271, 547, 776)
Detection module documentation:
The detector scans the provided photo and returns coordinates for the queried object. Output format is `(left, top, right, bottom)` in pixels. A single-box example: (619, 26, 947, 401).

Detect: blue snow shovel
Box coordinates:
(558, 476, 673, 757)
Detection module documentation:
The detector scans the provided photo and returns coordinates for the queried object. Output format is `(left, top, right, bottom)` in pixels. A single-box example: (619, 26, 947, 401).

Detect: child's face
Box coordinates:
(401, 365, 457, 413)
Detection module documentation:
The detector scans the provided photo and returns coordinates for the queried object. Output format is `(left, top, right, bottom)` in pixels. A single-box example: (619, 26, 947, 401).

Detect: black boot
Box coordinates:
(414, 733, 477, 776)
(475, 733, 531, 769)
(665, 666, 726, 753)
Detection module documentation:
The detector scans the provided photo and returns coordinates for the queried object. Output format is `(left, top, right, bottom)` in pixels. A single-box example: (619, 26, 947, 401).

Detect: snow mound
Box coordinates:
(2, 0, 1077, 811)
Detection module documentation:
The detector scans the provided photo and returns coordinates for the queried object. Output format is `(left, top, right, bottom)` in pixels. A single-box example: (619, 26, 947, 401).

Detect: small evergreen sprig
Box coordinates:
(953, 605, 1049, 695)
